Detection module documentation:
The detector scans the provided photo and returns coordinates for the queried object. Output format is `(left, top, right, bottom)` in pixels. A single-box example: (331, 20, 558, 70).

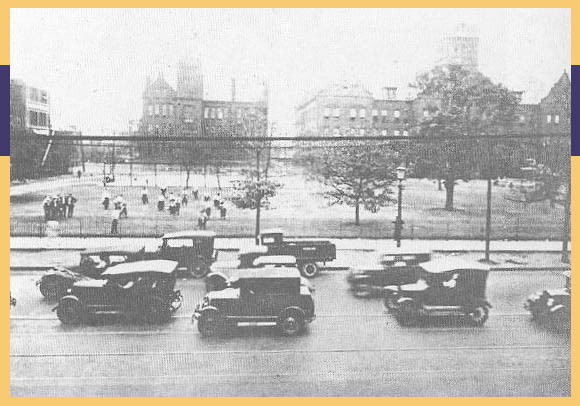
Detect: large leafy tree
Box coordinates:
(412, 65, 521, 210)
(299, 142, 399, 225)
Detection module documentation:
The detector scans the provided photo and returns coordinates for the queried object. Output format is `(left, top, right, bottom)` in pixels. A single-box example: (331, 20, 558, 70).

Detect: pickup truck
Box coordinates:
(248, 229, 336, 277)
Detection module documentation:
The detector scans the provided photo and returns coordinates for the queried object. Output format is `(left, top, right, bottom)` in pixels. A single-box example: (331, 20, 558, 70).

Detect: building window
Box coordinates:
(381, 109, 388, 117)
(162, 104, 167, 116)
(381, 129, 387, 136)
(324, 108, 331, 118)
(359, 129, 365, 136)
(350, 108, 357, 119)
(372, 109, 378, 117)
(333, 108, 340, 118)
(423, 109, 429, 118)
(29, 88, 38, 102)
(359, 109, 366, 119)
(394, 130, 400, 136)
(237, 109, 243, 119)
(546, 114, 552, 123)
(217, 108, 223, 120)
(40, 91, 48, 104)
(403, 130, 409, 137)
(519, 114, 525, 123)
(148, 105, 154, 116)
(38, 112, 47, 127)
(148, 124, 153, 132)
(29, 111, 38, 126)
(169, 105, 174, 116)
(333, 128, 340, 136)
(555, 114, 560, 124)
(323, 128, 330, 136)
(155, 104, 160, 115)
(394, 110, 400, 118)
(210, 108, 215, 119)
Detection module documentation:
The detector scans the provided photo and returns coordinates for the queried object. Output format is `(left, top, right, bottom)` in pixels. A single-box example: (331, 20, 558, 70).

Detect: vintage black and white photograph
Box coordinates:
(9, 8, 571, 396)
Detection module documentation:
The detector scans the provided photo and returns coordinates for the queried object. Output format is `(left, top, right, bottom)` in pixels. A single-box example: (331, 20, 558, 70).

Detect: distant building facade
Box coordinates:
(10, 79, 51, 135)
(139, 60, 268, 138)
(296, 25, 570, 139)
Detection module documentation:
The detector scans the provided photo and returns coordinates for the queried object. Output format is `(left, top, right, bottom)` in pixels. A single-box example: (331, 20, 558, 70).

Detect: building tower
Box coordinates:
(437, 23, 479, 70)
(176, 59, 204, 99)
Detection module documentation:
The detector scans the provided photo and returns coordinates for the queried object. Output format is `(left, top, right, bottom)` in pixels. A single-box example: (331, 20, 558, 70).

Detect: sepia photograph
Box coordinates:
(9, 8, 571, 396)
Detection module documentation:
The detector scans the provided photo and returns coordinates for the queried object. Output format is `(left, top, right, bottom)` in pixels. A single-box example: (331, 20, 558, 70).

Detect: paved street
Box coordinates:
(10, 259, 570, 396)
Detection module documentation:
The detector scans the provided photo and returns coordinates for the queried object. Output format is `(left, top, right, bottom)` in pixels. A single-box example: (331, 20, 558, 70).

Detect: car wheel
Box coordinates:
(277, 308, 305, 336)
(384, 295, 397, 311)
(39, 278, 67, 300)
(300, 262, 318, 278)
(353, 287, 371, 298)
(465, 305, 489, 327)
(197, 308, 225, 337)
(190, 261, 210, 279)
(143, 297, 172, 324)
(56, 298, 84, 324)
(396, 301, 420, 327)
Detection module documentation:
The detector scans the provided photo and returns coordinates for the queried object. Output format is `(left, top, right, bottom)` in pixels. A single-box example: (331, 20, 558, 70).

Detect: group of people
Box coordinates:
(42, 194, 77, 222)
(197, 193, 227, 230)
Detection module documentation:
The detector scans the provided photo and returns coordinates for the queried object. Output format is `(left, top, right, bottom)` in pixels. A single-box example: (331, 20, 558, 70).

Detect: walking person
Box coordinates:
(197, 210, 208, 230)
(192, 186, 199, 200)
(181, 189, 188, 207)
(102, 189, 111, 210)
(120, 199, 128, 218)
(160, 185, 168, 199)
(66, 194, 77, 218)
(42, 196, 51, 222)
(157, 194, 165, 211)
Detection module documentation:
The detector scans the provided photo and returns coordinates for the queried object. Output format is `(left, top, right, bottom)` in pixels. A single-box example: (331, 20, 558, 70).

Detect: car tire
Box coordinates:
(143, 296, 172, 324)
(384, 295, 397, 311)
(277, 308, 305, 336)
(40, 278, 67, 300)
(56, 298, 84, 324)
(395, 301, 420, 327)
(300, 262, 318, 278)
(190, 259, 210, 279)
(465, 305, 489, 327)
(197, 308, 225, 337)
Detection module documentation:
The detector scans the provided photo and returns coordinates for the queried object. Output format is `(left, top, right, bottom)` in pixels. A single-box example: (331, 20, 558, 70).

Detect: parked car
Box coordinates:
(244, 229, 336, 278)
(36, 247, 145, 299)
(384, 257, 492, 327)
(347, 252, 431, 297)
(524, 270, 570, 328)
(54, 260, 183, 324)
(194, 267, 315, 336)
(150, 230, 218, 278)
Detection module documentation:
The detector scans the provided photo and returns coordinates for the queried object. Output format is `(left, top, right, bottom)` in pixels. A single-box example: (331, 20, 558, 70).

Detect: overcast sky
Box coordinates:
(11, 8, 570, 135)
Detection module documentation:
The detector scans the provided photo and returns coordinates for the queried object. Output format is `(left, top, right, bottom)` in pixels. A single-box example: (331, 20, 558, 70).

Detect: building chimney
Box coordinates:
(231, 78, 236, 102)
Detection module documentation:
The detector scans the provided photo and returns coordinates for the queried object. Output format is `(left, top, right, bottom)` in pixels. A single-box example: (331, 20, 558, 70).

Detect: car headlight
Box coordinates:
(546, 298, 554, 307)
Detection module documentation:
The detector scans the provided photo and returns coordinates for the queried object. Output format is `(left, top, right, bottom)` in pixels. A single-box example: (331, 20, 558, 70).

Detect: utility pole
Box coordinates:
(561, 181, 571, 263)
(484, 139, 493, 263)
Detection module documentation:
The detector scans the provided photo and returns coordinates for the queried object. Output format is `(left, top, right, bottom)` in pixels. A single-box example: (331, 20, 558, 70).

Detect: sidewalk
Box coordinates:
(11, 236, 569, 253)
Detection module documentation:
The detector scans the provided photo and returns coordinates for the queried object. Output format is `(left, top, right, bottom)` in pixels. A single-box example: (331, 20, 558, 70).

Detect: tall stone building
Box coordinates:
(10, 79, 51, 135)
(436, 23, 479, 70)
(139, 60, 268, 138)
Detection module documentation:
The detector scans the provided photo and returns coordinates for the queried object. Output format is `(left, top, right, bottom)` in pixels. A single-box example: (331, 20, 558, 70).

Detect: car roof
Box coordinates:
(238, 267, 300, 279)
(162, 230, 216, 239)
(259, 228, 285, 235)
(420, 257, 490, 274)
(101, 260, 178, 276)
(81, 247, 139, 256)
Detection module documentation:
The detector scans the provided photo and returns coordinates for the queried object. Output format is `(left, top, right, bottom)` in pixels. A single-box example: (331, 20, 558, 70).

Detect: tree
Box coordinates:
(412, 65, 521, 210)
(299, 142, 399, 225)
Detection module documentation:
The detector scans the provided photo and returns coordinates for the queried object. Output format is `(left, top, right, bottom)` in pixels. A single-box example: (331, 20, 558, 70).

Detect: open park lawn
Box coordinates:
(10, 171, 566, 240)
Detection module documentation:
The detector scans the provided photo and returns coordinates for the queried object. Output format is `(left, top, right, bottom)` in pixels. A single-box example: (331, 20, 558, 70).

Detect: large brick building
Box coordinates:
(10, 79, 51, 135)
(139, 60, 268, 138)
(296, 26, 570, 139)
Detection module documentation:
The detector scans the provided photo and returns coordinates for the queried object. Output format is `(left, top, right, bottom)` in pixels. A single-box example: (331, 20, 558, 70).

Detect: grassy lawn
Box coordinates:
(10, 170, 566, 240)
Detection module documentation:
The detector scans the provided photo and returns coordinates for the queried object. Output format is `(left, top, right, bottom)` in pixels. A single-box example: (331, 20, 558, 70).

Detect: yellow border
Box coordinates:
(2, 4, 576, 402)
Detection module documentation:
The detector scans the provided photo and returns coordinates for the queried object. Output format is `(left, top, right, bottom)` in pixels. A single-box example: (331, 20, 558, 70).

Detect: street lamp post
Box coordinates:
(393, 166, 406, 248)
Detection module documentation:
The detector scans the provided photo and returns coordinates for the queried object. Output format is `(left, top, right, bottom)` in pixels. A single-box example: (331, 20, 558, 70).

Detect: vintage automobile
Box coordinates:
(347, 252, 432, 297)
(243, 229, 336, 278)
(54, 260, 183, 325)
(194, 267, 315, 336)
(524, 270, 570, 328)
(384, 257, 492, 327)
(151, 230, 218, 278)
(206, 254, 299, 291)
(36, 247, 145, 299)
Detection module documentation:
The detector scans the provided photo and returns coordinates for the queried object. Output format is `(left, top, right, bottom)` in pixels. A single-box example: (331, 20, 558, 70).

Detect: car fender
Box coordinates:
(549, 304, 567, 314)
(279, 306, 306, 319)
(52, 295, 81, 312)
(395, 296, 416, 306)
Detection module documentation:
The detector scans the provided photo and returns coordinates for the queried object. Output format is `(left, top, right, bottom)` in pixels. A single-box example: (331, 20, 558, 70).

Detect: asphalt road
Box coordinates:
(10, 266, 570, 396)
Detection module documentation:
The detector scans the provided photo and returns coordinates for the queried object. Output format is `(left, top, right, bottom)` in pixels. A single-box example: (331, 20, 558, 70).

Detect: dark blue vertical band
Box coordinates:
(1, 65, 8, 156)
(572, 65, 579, 156)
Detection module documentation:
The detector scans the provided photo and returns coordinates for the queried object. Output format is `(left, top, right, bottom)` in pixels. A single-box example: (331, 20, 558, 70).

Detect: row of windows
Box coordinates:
(323, 108, 402, 119)
(28, 88, 48, 104)
(29, 110, 49, 127)
(148, 104, 175, 117)
(546, 114, 561, 124)
(203, 107, 244, 120)
(323, 127, 409, 137)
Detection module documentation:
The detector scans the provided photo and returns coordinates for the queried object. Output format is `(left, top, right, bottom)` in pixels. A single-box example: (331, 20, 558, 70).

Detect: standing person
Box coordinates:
(168, 199, 176, 216)
(175, 200, 181, 216)
(160, 185, 167, 198)
(102, 189, 111, 210)
(141, 187, 149, 205)
(157, 194, 165, 211)
(205, 203, 212, 219)
(198, 210, 208, 230)
(181, 189, 188, 207)
(120, 198, 128, 218)
(57, 195, 65, 219)
(67, 194, 77, 218)
(49, 196, 58, 220)
(219, 203, 227, 219)
(42, 196, 51, 222)
(213, 193, 221, 208)
(192, 186, 199, 200)
(111, 208, 120, 235)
